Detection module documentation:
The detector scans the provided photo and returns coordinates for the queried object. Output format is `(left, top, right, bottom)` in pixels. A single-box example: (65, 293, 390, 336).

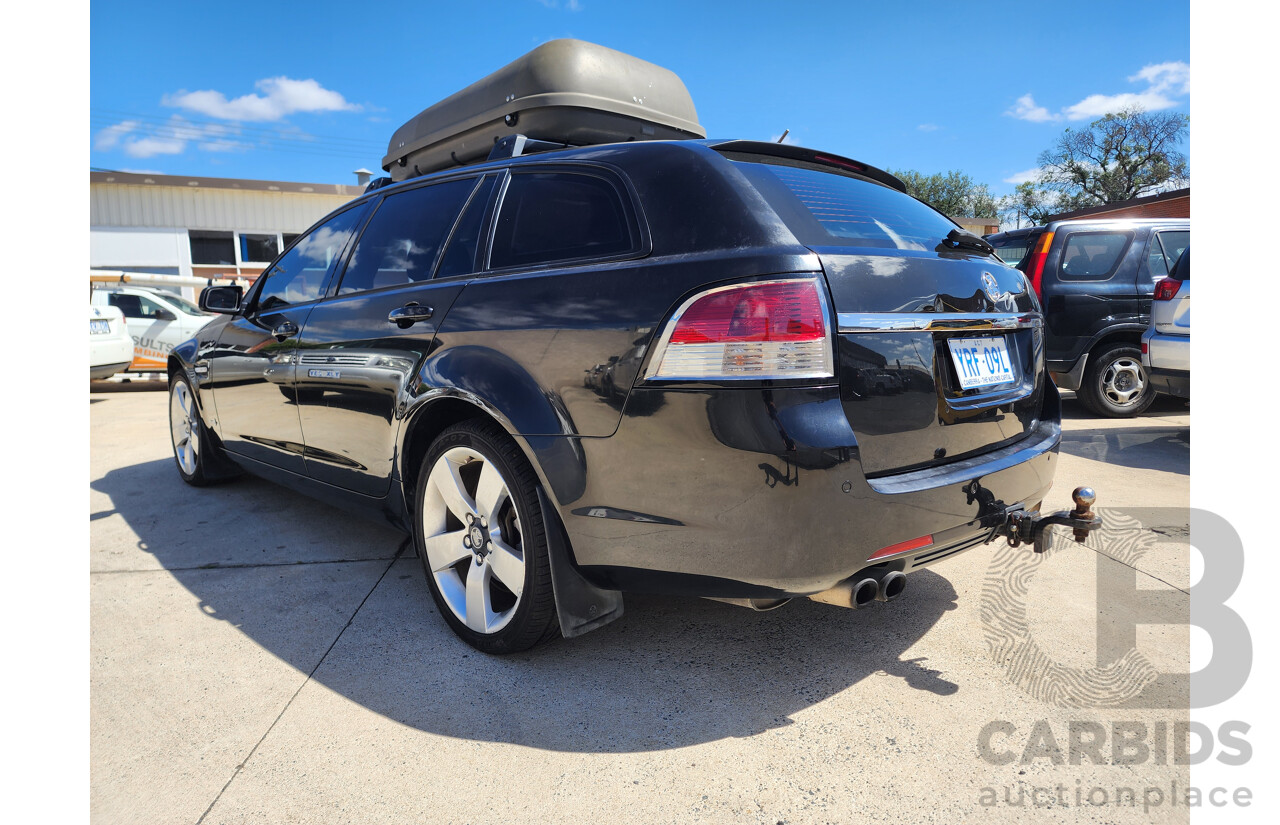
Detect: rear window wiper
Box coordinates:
(941, 228, 995, 256)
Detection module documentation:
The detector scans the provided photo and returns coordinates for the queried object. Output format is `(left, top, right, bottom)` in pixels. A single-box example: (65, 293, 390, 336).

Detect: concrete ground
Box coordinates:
(90, 385, 1191, 824)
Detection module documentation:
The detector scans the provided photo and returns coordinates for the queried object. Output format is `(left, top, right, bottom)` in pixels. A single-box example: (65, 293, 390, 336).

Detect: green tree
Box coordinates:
(889, 169, 999, 219)
(998, 180, 1057, 228)
(1037, 106, 1189, 206)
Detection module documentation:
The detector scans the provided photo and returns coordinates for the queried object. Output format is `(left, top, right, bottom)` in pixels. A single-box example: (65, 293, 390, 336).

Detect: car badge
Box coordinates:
(981, 272, 1001, 302)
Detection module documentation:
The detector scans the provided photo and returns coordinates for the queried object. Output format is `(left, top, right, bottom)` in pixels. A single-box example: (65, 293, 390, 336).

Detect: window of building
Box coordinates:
(240, 233, 281, 263)
(337, 178, 476, 295)
(489, 172, 633, 269)
(189, 230, 235, 266)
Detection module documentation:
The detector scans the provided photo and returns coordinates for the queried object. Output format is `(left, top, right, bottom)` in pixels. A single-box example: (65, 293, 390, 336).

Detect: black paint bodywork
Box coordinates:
(171, 139, 1061, 600)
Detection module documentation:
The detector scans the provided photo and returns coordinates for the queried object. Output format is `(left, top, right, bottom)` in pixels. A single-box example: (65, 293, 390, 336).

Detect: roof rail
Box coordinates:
(488, 134, 575, 163)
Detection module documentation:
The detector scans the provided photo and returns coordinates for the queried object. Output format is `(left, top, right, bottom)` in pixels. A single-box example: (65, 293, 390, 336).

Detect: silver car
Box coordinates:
(1142, 248, 1190, 398)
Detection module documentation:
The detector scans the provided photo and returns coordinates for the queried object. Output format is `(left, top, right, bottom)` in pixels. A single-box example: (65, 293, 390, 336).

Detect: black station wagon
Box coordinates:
(168, 41, 1077, 652)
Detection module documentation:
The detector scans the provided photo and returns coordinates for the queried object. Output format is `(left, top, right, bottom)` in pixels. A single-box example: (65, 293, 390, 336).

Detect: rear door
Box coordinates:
(1041, 225, 1140, 366)
(293, 174, 497, 496)
(734, 159, 1044, 476)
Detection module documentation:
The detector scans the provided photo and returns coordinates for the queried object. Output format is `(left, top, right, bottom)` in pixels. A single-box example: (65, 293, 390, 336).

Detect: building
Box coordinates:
(952, 217, 1002, 236)
(90, 171, 365, 291)
(1045, 186, 1189, 223)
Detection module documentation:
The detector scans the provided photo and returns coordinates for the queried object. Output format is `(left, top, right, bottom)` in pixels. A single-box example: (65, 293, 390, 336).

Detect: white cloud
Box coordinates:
(94, 115, 247, 158)
(1129, 61, 1190, 95)
(124, 136, 185, 158)
(538, 0, 582, 9)
(95, 121, 139, 150)
(1003, 167, 1046, 185)
(163, 77, 360, 122)
(1062, 90, 1178, 120)
(1010, 61, 1190, 123)
(917, 123, 939, 132)
(1006, 93, 1059, 123)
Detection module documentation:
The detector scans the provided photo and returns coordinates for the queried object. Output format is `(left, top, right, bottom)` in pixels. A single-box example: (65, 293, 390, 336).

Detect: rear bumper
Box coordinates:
(557, 383, 1059, 598)
(90, 360, 132, 380)
(1142, 328, 1190, 371)
(1149, 367, 1190, 398)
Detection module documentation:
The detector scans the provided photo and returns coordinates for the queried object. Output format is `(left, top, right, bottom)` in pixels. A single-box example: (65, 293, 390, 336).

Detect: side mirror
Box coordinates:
(154, 308, 177, 322)
(200, 285, 244, 314)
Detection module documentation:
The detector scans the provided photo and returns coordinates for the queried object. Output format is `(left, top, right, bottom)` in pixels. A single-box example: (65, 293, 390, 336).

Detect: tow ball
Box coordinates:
(999, 487, 1100, 554)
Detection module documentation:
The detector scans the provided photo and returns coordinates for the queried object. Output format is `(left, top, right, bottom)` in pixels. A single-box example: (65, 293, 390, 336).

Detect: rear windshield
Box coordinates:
(988, 236, 1036, 267)
(734, 161, 958, 251)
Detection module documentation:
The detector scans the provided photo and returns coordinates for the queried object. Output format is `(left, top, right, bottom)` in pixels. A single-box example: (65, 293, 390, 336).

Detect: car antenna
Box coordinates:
(776, 129, 789, 143)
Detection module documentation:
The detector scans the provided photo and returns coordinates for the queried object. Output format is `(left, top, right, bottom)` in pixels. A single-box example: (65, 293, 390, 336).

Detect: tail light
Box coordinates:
(645, 278, 834, 380)
(1023, 230, 1055, 301)
(1153, 277, 1181, 301)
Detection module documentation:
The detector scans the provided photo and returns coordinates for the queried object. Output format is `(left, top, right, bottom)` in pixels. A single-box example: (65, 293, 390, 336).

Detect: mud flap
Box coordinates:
(536, 488, 624, 638)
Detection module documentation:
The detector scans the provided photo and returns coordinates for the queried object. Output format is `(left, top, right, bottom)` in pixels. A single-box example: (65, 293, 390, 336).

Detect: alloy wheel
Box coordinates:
(170, 380, 200, 476)
(1100, 356, 1147, 407)
(419, 447, 525, 634)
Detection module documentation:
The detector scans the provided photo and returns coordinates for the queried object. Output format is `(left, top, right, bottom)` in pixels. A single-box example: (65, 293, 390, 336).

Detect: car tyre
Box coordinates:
(414, 419, 560, 653)
(1078, 343, 1156, 418)
(169, 371, 218, 486)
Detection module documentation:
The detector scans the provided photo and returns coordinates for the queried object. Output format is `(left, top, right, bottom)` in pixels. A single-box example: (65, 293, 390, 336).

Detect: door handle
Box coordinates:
(388, 303, 434, 328)
(272, 320, 299, 341)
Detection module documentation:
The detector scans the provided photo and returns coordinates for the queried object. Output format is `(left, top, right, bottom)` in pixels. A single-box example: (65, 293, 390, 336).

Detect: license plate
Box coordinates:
(947, 336, 1015, 390)
(90, 320, 110, 335)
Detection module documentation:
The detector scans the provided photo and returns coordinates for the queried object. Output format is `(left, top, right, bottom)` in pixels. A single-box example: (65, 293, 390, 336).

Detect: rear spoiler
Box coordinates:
(708, 140, 907, 193)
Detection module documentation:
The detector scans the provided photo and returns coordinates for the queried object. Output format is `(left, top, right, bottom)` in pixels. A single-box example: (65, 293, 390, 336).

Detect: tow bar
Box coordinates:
(966, 481, 1102, 554)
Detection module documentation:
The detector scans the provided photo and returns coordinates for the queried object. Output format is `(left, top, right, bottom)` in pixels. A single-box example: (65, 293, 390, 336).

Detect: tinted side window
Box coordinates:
(490, 172, 633, 269)
(436, 176, 498, 280)
(338, 178, 476, 295)
(1058, 232, 1131, 281)
(1155, 231, 1190, 272)
(108, 293, 162, 318)
(256, 204, 369, 311)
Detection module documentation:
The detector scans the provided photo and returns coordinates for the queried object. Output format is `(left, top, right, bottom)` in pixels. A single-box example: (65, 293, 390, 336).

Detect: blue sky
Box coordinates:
(91, 0, 1189, 196)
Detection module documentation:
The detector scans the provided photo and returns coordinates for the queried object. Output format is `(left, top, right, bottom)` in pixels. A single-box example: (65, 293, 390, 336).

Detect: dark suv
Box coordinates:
(170, 138, 1067, 652)
(986, 219, 1189, 417)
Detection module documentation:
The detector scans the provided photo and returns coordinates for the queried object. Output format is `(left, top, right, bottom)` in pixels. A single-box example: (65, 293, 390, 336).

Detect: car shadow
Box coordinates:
(1058, 426, 1189, 474)
(93, 458, 962, 753)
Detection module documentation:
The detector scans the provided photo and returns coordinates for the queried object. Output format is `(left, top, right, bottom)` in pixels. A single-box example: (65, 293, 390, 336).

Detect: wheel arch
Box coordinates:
(397, 391, 588, 520)
(1087, 324, 1147, 356)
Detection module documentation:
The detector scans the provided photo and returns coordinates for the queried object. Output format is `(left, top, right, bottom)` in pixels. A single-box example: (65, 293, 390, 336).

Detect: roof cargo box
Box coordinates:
(382, 39, 705, 181)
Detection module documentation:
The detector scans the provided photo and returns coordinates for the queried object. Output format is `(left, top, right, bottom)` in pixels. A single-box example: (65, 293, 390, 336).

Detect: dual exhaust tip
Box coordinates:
(706, 569, 906, 612)
(808, 569, 906, 609)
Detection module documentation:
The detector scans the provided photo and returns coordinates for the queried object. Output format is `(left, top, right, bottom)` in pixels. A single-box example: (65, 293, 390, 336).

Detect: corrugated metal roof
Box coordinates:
(90, 171, 363, 231)
(90, 170, 364, 196)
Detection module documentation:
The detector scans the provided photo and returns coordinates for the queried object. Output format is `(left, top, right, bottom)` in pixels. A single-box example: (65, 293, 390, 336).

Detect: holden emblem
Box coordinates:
(981, 272, 1001, 302)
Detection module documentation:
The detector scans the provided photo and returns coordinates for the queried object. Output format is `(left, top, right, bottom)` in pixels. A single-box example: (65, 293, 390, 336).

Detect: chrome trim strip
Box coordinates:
(837, 311, 1042, 333)
(864, 418, 1060, 495)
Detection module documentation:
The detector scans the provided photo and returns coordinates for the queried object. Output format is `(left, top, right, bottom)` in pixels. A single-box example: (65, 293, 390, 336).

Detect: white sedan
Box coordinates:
(90, 305, 135, 379)
(90, 286, 214, 371)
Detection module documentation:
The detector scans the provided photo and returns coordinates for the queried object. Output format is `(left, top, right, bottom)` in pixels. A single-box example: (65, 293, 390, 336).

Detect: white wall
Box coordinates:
(90, 227, 193, 277)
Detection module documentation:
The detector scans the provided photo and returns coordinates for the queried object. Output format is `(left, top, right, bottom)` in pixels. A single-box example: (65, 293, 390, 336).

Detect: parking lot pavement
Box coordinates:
(91, 386, 1190, 824)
